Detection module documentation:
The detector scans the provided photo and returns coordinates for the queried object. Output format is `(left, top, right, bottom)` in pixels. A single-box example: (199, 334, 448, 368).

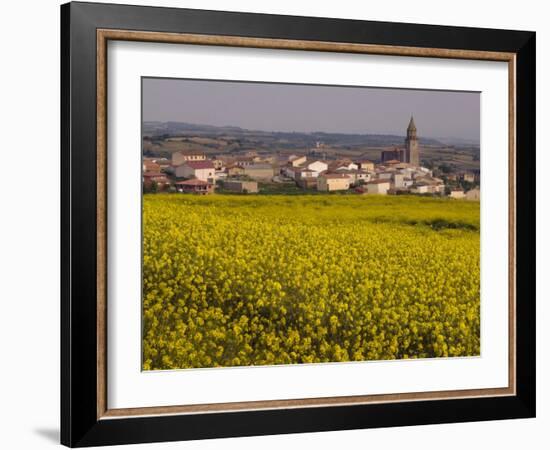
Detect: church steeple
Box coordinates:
(407, 115, 416, 132)
(405, 115, 419, 166)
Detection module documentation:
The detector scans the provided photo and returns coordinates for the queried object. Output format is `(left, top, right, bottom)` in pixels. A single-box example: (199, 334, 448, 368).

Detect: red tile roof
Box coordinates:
(184, 161, 215, 169)
(143, 172, 166, 178)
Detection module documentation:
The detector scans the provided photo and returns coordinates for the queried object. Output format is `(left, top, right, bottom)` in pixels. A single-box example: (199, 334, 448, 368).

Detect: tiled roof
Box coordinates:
(143, 172, 166, 178)
(185, 161, 215, 169)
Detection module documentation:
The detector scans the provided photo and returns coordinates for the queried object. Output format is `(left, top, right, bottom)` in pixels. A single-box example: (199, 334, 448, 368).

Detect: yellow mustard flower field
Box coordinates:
(142, 194, 480, 370)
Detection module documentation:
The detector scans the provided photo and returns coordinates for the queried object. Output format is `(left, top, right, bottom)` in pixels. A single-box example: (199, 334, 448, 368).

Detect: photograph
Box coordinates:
(141, 78, 481, 371)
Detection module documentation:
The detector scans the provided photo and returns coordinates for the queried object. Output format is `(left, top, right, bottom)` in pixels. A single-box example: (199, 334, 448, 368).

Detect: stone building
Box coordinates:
(404, 116, 420, 167)
(379, 116, 420, 167)
(317, 173, 351, 191)
(171, 150, 207, 166)
(175, 160, 216, 181)
(381, 148, 405, 163)
(366, 179, 391, 195)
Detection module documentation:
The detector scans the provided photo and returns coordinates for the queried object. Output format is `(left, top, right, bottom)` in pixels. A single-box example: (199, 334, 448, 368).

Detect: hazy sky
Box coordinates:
(142, 78, 480, 141)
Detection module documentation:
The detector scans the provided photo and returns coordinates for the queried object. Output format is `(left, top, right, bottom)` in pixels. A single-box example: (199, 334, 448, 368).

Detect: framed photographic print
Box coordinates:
(60, 1, 536, 447)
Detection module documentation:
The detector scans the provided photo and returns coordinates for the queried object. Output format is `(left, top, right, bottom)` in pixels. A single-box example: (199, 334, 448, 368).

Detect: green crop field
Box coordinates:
(142, 194, 480, 370)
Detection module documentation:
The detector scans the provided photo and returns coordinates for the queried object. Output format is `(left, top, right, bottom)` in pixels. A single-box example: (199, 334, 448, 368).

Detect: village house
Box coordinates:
(449, 189, 466, 199)
(294, 168, 317, 179)
(393, 173, 406, 189)
(342, 169, 371, 185)
(244, 163, 274, 180)
(415, 176, 445, 193)
(461, 172, 475, 183)
(175, 179, 214, 195)
(288, 155, 307, 167)
(223, 180, 259, 193)
(411, 183, 430, 194)
(465, 188, 480, 201)
(234, 156, 257, 167)
(217, 155, 237, 166)
(171, 150, 207, 166)
(143, 172, 170, 190)
(143, 160, 160, 173)
(396, 166, 416, 179)
(355, 160, 375, 171)
(328, 160, 359, 172)
(366, 179, 391, 195)
(317, 173, 351, 192)
(226, 165, 245, 177)
(302, 160, 328, 174)
(175, 160, 216, 181)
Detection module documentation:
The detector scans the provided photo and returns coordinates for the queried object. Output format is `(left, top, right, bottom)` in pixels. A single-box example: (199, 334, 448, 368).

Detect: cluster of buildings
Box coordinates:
(142, 149, 276, 194)
(142, 117, 480, 200)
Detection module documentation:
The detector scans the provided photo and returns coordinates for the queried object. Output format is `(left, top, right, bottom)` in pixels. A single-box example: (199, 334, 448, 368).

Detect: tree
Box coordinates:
(439, 164, 452, 174)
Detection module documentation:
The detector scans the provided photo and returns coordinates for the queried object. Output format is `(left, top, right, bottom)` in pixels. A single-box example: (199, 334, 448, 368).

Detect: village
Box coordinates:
(142, 117, 480, 200)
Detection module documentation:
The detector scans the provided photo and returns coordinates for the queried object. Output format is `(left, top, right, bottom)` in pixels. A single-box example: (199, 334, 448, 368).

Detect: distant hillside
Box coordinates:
(143, 121, 479, 172)
(142, 121, 450, 147)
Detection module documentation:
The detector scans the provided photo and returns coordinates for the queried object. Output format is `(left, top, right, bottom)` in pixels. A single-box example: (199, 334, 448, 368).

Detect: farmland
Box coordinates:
(142, 194, 480, 370)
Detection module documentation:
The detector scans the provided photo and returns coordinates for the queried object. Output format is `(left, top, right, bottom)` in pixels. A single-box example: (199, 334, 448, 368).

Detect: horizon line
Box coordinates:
(142, 120, 481, 144)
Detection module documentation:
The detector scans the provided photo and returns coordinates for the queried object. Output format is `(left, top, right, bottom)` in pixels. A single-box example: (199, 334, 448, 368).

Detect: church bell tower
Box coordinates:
(405, 116, 419, 166)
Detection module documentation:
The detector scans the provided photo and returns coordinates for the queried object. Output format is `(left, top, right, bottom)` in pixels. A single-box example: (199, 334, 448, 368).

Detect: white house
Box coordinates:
(449, 189, 465, 199)
(303, 160, 328, 173)
(330, 161, 358, 171)
(393, 173, 405, 188)
(317, 174, 351, 191)
(175, 160, 216, 181)
(295, 168, 317, 179)
(411, 183, 430, 194)
(341, 170, 371, 184)
(366, 179, 391, 195)
(355, 160, 375, 171)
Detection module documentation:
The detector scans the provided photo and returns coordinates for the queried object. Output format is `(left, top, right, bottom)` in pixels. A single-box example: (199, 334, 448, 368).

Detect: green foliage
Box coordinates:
(142, 194, 480, 370)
